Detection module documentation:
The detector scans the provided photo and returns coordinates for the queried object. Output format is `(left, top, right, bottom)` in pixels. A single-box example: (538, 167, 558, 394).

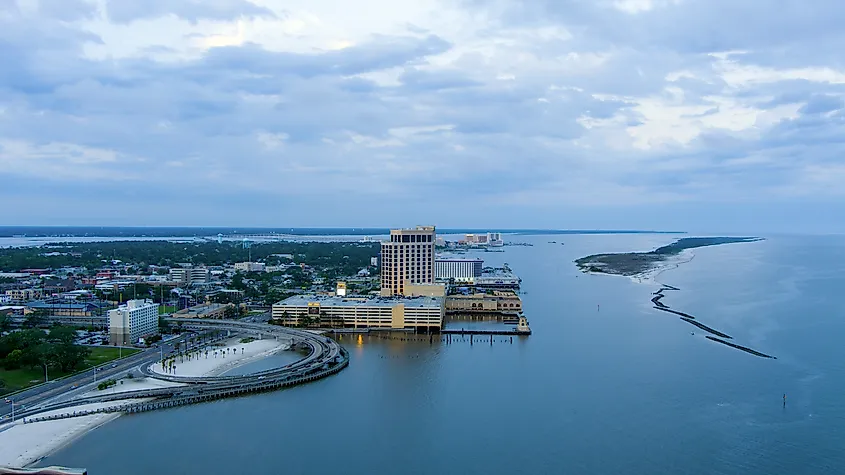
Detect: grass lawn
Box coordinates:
(0, 346, 141, 396)
(159, 305, 177, 315)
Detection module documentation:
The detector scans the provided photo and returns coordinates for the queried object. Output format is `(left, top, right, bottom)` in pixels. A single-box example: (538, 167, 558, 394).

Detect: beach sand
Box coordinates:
(0, 338, 290, 468)
(149, 337, 290, 377)
(0, 399, 145, 468)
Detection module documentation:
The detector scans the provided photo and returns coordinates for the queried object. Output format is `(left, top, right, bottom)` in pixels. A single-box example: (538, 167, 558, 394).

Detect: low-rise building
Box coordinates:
(445, 291, 523, 314)
(273, 294, 445, 330)
(435, 257, 483, 283)
(473, 270, 521, 290)
(26, 300, 103, 317)
(174, 302, 231, 319)
(5, 288, 43, 301)
(170, 266, 210, 285)
(0, 306, 25, 316)
(108, 299, 159, 345)
(234, 262, 266, 273)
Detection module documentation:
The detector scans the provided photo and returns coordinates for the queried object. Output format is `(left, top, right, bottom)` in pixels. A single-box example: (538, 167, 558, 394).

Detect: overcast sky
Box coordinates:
(1, 0, 844, 233)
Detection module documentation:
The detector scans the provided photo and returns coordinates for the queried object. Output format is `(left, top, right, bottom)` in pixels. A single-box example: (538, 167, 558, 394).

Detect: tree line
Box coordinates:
(0, 241, 379, 273)
(0, 326, 90, 373)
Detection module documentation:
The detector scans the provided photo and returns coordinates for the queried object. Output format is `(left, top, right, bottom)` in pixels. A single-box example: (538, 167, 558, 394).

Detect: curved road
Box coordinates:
(3, 319, 348, 423)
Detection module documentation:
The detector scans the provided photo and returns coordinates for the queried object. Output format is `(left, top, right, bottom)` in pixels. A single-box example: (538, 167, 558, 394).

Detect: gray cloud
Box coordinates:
(38, 0, 98, 21)
(2, 0, 845, 231)
(105, 0, 276, 24)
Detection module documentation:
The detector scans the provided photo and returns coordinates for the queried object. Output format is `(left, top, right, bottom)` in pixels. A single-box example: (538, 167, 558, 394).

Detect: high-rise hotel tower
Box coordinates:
(380, 226, 436, 296)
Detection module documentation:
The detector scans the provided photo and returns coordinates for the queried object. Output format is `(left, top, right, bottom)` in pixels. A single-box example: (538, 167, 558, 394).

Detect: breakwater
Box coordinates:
(680, 317, 732, 339)
(705, 336, 776, 359)
(651, 285, 774, 359)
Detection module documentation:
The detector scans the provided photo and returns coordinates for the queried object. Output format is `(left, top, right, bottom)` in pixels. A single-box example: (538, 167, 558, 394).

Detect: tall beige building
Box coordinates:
(380, 226, 436, 296)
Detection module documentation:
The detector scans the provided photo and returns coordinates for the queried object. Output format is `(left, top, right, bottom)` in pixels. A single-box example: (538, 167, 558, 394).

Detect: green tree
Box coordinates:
(159, 317, 172, 334)
(48, 326, 77, 345)
(231, 272, 247, 291)
(52, 343, 90, 372)
(23, 310, 49, 329)
(0, 314, 9, 333)
(3, 349, 24, 369)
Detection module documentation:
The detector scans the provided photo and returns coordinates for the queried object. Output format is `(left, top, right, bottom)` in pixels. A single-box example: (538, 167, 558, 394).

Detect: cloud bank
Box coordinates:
(1, 0, 844, 232)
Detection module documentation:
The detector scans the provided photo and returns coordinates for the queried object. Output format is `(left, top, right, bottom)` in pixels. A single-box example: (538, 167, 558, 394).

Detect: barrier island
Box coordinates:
(574, 237, 762, 277)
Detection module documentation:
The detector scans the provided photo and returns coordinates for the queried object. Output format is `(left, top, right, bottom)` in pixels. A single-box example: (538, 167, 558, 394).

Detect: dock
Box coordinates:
(442, 329, 531, 336)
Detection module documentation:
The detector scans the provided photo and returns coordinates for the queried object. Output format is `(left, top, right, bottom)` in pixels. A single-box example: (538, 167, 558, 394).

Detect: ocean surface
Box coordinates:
(39, 233, 845, 474)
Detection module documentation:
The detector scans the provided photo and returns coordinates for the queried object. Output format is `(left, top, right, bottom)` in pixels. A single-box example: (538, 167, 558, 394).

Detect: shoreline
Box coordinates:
(574, 236, 761, 279)
(0, 339, 289, 469)
(28, 410, 123, 468)
(578, 240, 778, 359)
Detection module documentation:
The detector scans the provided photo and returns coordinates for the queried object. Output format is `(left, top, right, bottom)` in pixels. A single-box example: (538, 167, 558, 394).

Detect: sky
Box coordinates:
(1, 0, 844, 233)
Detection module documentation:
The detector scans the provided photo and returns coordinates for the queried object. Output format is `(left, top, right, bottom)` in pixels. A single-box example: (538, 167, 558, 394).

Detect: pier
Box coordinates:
(442, 329, 531, 336)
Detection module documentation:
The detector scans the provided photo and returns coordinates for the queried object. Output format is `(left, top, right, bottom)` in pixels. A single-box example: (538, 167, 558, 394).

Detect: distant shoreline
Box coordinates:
(0, 226, 685, 239)
(574, 237, 764, 278)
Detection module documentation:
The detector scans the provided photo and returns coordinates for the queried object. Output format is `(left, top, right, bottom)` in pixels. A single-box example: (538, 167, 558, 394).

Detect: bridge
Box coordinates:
(8, 319, 349, 424)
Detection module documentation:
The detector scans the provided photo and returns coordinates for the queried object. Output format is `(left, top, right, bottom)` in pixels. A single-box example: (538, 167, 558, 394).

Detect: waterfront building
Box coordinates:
(473, 269, 521, 290)
(445, 291, 522, 314)
(380, 226, 436, 297)
(463, 234, 488, 245)
(272, 294, 444, 330)
(234, 262, 266, 273)
(108, 299, 159, 345)
(435, 257, 483, 283)
(169, 266, 210, 285)
(487, 232, 504, 247)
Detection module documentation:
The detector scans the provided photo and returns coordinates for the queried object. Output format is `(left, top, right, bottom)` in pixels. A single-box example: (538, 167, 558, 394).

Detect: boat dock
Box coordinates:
(442, 329, 531, 336)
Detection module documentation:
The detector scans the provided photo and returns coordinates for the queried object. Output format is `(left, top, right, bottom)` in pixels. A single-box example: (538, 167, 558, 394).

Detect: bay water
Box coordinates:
(40, 234, 845, 474)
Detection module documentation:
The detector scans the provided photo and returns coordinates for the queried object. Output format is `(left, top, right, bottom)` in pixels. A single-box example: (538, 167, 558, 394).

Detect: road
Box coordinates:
(1, 335, 189, 418)
(3, 320, 348, 422)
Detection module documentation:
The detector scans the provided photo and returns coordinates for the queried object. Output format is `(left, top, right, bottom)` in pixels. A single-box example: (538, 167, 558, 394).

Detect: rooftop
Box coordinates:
(435, 256, 483, 262)
(178, 303, 229, 316)
(277, 294, 443, 309)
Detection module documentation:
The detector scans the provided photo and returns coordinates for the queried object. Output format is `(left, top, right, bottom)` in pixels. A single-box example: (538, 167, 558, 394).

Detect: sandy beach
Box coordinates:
(629, 249, 696, 285)
(150, 337, 290, 377)
(0, 399, 146, 468)
(0, 337, 290, 468)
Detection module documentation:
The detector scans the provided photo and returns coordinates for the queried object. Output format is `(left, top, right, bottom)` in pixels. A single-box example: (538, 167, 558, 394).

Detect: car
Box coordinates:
(3, 398, 10, 404)
(112, 363, 118, 368)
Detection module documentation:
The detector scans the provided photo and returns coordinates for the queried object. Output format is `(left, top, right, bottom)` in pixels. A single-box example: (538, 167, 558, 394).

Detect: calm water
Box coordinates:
(41, 234, 845, 474)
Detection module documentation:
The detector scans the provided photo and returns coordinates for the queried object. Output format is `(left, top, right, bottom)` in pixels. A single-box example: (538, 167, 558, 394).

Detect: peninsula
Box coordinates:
(574, 237, 763, 277)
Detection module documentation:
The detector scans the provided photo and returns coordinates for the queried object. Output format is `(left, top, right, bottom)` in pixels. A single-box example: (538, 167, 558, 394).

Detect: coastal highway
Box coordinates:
(4, 320, 348, 422)
(0, 335, 190, 419)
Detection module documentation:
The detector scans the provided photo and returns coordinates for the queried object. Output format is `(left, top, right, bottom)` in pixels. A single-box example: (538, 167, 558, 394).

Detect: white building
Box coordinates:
(169, 266, 210, 285)
(370, 256, 378, 267)
(435, 257, 484, 283)
(108, 299, 159, 345)
(487, 232, 504, 247)
(234, 262, 266, 272)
